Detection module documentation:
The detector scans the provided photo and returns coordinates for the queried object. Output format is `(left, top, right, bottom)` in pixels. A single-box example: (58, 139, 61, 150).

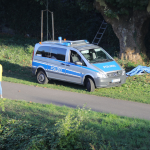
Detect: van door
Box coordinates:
(47, 47, 66, 81)
(65, 50, 83, 84)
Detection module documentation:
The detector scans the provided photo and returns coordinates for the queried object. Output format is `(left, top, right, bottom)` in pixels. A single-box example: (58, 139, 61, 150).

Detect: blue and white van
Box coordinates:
(32, 40, 126, 92)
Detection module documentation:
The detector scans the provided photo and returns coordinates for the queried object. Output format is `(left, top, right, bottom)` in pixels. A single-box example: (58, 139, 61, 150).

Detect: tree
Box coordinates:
(79, 0, 150, 63)
(95, 0, 150, 62)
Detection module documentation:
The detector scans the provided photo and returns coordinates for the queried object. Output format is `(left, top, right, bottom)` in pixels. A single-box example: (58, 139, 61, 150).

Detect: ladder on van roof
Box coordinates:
(92, 20, 107, 45)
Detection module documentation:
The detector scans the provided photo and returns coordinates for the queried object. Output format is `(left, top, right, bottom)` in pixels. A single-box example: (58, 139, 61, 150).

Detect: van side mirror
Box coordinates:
(75, 61, 82, 66)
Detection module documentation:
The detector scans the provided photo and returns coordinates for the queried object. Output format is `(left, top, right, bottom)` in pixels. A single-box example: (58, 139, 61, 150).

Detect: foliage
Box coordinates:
(77, 0, 150, 17)
(0, 103, 102, 150)
(0, 98, 5, 134)
(104, 9, 118, 19)
(55, 106, 90, 149)
(77, 0, 94, 11)
(1, 99, 150, 149)
(96, 0, 150, 18)
(0, 0, 102, 42)
(105, 0, 149, 10)
(0, 34, 35, 73)
(0, 98, 5, 112)
(0, 0, 119, 51)
(2, 85, 150, 150)
(1, 0, 150, 58)
(1, 0, 150, 63)
(0, 0, 43, 37)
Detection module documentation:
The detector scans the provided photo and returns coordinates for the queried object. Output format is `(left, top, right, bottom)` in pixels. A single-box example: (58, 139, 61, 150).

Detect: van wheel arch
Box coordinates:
(36, 68, 48, 84)
(36, 68, 46, 75)
(84, 76, 96, 92)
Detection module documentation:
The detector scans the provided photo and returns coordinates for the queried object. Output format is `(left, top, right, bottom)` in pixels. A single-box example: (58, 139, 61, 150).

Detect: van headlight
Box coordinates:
(122, 70, 125, 75)
(97, 72, 106, 78)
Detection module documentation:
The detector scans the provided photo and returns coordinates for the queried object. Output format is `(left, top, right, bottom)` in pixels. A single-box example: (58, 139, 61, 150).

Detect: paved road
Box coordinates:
(2, 81, 150, 120)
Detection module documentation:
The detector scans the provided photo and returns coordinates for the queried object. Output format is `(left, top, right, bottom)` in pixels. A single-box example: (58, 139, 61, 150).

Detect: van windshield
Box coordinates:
(80, 48, 113, 63)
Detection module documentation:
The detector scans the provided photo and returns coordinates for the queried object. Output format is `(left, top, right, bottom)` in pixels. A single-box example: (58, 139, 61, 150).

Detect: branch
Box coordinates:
(93, 1, 119, 24)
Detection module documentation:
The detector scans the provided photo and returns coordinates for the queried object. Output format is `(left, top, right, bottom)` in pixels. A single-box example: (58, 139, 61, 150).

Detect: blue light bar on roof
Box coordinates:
(62, 42, 71, 46)
(84, 40, 89, 44)
(62, 40, 89, 46)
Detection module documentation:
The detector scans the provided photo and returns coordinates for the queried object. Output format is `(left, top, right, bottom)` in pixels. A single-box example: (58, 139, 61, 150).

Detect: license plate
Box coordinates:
(112, 78, 120, 83)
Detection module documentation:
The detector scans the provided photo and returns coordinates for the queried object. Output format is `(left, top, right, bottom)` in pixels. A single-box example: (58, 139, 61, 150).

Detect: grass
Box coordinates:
(0, 33, 150, 104)
(0, 34, 150, 149)
(1, 99, 150, 149)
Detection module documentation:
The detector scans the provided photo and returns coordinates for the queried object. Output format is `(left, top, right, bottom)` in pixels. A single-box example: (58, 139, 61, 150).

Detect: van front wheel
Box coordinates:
(37, 70, 48, 84)
(86, 78, 95, 92)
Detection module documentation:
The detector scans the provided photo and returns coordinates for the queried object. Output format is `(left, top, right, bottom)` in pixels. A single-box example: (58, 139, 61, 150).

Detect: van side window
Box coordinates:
(51, 48, 66, 61)
(70, 50, 86, 66)
(36, 46, 50, 58)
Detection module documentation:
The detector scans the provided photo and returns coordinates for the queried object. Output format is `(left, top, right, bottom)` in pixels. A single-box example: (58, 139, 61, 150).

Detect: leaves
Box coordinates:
(147, 0, 150, 12)
(1, 100, 150, 149)
(99, 0, 150, 17)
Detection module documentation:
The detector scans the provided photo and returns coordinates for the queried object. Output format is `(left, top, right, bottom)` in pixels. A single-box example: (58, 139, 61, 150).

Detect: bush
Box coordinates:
(0, 107, 93, 150)
(54, 107, 89, 149)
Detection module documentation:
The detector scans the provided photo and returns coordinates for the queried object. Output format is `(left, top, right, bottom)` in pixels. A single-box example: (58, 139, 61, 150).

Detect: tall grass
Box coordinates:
(1, 99, 150, 150)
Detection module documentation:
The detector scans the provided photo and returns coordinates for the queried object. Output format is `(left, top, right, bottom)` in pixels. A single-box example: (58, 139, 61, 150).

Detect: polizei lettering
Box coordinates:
(103, 65, 116, 68)
(51, 66, 62, 72)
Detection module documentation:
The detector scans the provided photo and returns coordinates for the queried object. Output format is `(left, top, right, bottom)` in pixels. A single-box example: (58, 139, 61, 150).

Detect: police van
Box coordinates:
(32, 39, 126, 92)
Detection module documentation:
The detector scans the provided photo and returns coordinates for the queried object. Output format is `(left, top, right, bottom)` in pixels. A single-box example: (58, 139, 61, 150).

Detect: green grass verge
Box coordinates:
(1, 99, 150, 149)
(0, 34, 150, 104)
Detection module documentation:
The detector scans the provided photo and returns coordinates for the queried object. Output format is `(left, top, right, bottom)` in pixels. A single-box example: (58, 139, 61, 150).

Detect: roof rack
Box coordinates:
(62, 40, 89, 46)
(41, 40, 89, 46)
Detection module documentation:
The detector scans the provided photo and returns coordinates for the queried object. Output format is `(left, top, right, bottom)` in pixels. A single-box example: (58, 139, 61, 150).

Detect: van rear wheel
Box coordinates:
(86, 77, 95, 92)
(37, 70, 48, 84)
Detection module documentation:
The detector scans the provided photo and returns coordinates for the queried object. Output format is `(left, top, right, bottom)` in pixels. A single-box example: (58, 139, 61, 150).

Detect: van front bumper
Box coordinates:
(95, 74, 126, 88)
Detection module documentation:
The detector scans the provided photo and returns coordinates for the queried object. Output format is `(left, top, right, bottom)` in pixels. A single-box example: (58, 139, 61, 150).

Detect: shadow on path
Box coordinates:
(1, 60, 85, 91)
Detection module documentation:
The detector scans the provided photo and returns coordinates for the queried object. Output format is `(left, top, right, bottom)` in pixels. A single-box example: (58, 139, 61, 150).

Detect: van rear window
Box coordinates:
(36, 46, 50, 58)
(51, 48, 66, 61)
(36, 46, 66, 61)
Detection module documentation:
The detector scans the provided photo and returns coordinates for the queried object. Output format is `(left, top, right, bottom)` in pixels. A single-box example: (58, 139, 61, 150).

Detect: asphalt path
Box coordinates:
(2, 81, 150, 120)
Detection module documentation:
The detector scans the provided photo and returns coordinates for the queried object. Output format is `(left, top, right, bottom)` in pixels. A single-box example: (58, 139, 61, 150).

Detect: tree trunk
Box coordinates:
(112, 17, 150, 63)
(94, 1, 150, 63)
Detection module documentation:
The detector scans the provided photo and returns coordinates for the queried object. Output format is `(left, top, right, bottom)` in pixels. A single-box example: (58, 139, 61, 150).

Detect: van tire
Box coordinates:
(37, 70, 48, 84)
(86, 77, 95, 92)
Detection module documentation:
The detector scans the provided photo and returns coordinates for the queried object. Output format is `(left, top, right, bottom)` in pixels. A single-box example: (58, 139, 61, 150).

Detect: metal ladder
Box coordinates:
(92, 20, 107, 45)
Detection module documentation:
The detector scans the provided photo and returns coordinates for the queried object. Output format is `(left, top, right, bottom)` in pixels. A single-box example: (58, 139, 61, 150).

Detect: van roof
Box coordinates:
(42, 40, 89, 45)
(40, 40, 100, 51)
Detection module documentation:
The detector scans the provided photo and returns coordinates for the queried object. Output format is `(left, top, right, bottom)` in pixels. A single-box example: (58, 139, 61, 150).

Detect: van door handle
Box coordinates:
(61, 63, 65, 65)
(66, 64, 70, 67)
